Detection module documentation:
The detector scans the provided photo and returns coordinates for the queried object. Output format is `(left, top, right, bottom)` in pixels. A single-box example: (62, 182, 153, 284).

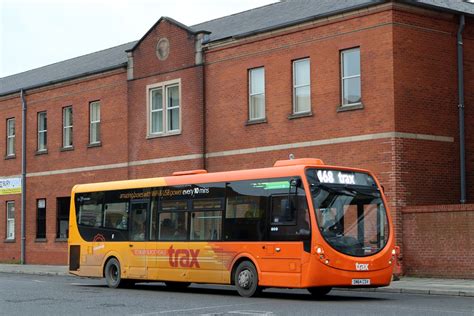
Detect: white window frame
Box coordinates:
(62, 106, 73, 148)
(37, 111, 47, 152)
(146, 79, 182, 138)
(89, 101, 101, 144)
(341, 47, 361, 106)
(6, 118, 15, 157)
(248, 67, 266, 121)
(292, 58, 311, 114)
(6, 201, 15, 240)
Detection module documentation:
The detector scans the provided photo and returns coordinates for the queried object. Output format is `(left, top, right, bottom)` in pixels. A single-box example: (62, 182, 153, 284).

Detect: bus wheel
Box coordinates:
(105, 258, 124, 288)
(234, 261, 260, 297)
(164, 281, 191, 290)
(308, 286, 332, 297)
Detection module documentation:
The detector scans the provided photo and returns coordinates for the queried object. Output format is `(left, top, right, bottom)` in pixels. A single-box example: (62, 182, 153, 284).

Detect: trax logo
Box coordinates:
(168, 246, 200, 268)
(338, 173, 355, 185)
(355, 262, 369, 271)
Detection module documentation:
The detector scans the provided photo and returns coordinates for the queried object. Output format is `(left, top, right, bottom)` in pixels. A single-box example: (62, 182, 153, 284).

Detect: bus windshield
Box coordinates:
(306, 168, 389, 257)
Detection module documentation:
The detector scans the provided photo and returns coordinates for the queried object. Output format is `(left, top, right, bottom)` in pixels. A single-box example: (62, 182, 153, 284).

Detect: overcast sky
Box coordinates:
(0, 0, 277, 78)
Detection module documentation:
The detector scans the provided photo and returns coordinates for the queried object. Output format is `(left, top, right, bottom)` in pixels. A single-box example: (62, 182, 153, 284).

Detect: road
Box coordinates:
(0, 273, 472, 316)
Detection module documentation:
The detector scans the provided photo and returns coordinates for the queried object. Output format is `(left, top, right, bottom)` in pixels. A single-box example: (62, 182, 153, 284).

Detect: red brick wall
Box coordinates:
(23, 70, 129, 173)
(205, 9, 396, 153)
(0, 70, 130, 264)
(132, 19, 197, 80)
(392, 9, 461, 208)
(402, 204, 474, 278)
(127, 66, 204, 171)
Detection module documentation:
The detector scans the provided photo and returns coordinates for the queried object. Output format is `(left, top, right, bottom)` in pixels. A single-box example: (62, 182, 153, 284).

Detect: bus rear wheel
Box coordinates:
(234, 261, 260, 297)
(308, 286, 332, 297)
(104, 258, 133, 288)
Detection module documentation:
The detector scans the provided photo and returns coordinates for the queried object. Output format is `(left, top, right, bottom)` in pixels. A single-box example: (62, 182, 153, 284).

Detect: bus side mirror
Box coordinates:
(290, 178, 301, 187)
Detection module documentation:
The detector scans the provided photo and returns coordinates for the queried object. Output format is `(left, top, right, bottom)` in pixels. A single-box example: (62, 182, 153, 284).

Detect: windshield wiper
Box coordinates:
(343, 185, 380, 198)
(312, 183, 356, 197)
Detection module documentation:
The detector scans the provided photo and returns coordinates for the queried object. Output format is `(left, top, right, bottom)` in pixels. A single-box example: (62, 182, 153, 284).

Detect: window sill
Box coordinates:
(288, 112, 313, 120)
(4, 154, 16, 160)
(87, 142, 102, 148)
(35, 150, 48, 156)
(337, 102, 364, 112)
(60, 146, 74, 152)
(245, 118, 267, 126)
(147, 131, 182, 139)
(35, 238, 47, 243)
(4, 239, 16, 243)
(55, 238, 68, 242)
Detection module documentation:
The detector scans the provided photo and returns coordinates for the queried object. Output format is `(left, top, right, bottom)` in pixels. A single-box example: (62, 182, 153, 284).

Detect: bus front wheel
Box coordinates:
(104, 258, 131, 288)
(308, 286, 332, 297)
(234, 261, 260, 297)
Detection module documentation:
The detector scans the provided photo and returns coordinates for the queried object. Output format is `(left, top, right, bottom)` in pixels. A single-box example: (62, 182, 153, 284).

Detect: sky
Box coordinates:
(0, 0, 277, 78)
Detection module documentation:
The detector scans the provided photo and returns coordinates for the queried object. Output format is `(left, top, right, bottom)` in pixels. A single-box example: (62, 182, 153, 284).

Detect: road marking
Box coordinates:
(134, 303, 261, 315)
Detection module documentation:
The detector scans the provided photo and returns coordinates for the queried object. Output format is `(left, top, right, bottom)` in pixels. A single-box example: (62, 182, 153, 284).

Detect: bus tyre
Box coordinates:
(234, 261, 260, 297)
(105, 258, 124, 288)
(308, 286, 332, 297)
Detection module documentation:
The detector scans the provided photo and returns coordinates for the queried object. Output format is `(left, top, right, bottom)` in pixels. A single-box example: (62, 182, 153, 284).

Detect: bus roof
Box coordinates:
(71, 158, 372, 193)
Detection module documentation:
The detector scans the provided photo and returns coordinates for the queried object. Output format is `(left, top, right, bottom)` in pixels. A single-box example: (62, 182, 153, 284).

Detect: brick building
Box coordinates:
(0, 0, 473, 278)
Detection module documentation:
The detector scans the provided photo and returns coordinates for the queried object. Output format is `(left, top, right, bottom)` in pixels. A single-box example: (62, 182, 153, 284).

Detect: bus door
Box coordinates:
(155, 209, 190, 282)
(188, 208, 224, 284)
(262, 193, 308, 287)
(126, 199, 150, 278)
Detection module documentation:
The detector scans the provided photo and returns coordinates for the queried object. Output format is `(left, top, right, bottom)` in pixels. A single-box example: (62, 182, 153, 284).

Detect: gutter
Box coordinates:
(457, 15, 466, 204)
(20, 89, 27, 264)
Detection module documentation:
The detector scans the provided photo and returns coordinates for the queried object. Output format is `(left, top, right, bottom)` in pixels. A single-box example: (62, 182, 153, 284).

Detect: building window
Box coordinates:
(6, 118, 15, 157)
(62, 106, 73, 148)
(36, 199, 46, 239)
(293, 59, 311, 114)
(89, 101, 100, 144)
(248, 67, 265, 121)
(56, 197, 70, 239)
(6, 201, 15, 240)
(37, 112, 47, 152)
(341, 48, 361, 106)
(147, 80, 181, 136)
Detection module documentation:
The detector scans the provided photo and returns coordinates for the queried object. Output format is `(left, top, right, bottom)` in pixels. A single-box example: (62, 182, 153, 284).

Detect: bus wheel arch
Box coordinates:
(231, 257, 261, 297)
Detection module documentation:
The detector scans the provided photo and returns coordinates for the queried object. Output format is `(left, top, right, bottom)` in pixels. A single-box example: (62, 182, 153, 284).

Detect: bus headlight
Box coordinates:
(314, 245, 324, 254)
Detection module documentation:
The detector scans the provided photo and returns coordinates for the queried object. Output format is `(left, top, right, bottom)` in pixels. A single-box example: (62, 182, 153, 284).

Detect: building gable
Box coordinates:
(128, 17, 207, 80)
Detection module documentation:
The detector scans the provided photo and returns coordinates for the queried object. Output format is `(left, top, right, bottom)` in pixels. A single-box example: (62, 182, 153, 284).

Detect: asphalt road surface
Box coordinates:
(0, 273, 472, 316)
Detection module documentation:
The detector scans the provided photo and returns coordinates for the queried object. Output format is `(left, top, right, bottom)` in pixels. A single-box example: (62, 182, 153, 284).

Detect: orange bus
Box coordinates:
(68, 158, 395, 297)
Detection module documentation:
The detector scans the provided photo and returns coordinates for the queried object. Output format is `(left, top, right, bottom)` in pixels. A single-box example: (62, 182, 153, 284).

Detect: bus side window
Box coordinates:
(270, 195, 296, 225)
(130, 204, 147, 241)
(158, 212, 188, 241)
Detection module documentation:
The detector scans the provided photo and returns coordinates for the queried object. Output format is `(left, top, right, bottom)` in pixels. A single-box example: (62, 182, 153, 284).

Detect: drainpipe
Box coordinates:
(20, 89, 27, 264)
(195, 32, 208, 170)
(457, 15, 466, 204)
(202, 63, 207, 170)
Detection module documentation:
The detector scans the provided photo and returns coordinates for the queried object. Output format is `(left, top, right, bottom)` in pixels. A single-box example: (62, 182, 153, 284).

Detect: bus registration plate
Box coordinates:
(352, 279, 371, 285)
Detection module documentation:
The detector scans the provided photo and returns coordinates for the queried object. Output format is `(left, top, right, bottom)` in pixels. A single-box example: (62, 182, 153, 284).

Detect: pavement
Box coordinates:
(0, 263, 472, 297)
